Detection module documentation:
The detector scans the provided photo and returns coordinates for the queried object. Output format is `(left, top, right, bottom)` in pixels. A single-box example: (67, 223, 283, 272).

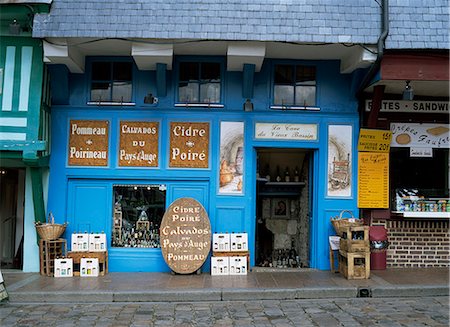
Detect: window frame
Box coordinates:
(271, 63, 319, 111)
(87, 58, 135, 106)
(174, 57, 225, 108)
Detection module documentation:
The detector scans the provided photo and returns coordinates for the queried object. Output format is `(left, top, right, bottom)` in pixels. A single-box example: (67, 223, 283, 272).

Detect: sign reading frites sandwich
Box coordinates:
(119, 121, 159, 167)
(169, 122, 209, 168)
(68, 120, 109, 166)
(160, 197, 211, 274)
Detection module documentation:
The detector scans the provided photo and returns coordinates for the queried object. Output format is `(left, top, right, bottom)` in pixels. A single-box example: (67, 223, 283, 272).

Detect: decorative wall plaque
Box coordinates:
(119, 121, 159, 167)
(169, 122, 209, 168)
(68, 120, 109, 166)
(160, 197, 211, 274)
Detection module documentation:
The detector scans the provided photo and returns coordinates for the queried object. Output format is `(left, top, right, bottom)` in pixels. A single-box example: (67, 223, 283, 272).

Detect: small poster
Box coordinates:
(219, 122, 244, 194)
(119, 121, 159, 167)
(327, 125, 352, 197)
(357, 152, 389, 208)
(169, 122, 209, 168)
(68, 120, 109, 166)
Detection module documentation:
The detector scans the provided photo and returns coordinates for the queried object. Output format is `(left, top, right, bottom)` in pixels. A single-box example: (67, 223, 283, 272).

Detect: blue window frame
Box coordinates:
(178, 61, 221, 104)
(90, 61, 133, 103)
(273, 64, 316, 107)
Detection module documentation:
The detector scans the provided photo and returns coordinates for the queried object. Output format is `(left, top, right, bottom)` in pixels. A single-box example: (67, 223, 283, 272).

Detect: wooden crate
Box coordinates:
(339, 239, 370, 253)
(339, 250, 370, 280)
(39, 239, 67, 277)
(339, 226, 369, 241)
(67, 251, 108, 276)
(213, 251, 250, 271)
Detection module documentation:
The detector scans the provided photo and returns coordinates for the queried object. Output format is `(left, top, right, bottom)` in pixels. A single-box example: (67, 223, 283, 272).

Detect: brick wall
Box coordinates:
(372, 220, 450, 268)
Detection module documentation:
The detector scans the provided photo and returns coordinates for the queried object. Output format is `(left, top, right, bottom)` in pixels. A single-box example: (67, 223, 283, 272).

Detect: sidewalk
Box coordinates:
(2, 268, 449, 303)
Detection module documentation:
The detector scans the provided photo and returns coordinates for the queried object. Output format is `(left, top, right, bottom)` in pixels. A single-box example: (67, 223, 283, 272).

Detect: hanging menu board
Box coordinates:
(169, 122, 209, 168)
(357, 152, 389, 208)
(68, 120, 109, 166)
(119, 121, 159, 167)
(358, 129, 392, 152)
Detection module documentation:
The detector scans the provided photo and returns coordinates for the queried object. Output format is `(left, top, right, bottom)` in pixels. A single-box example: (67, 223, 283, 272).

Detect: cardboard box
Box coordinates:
(212, 233, 230, 251)
(54, 258, 73, 277)
(71, 233, 89, 252)
(80, 258, 99, 277)
(88, 233, 107, 252)
(211, 256, 229, 276)
(230, 233, 248, 251)
(229, 256, 247, 275)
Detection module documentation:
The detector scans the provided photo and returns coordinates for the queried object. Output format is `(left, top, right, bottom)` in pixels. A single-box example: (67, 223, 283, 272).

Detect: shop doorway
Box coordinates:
(255, 148, 312, 269)
(0, 168, 25, 269)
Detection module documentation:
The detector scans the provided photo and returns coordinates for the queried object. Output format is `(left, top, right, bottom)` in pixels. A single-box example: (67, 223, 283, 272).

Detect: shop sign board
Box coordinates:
(358, 128, 392, 152)
(390, 123, 449, 148)
(255, 123, 317, 140)
(119, 121, 159, 167)
(357, 152, 389, 209)
(169, 122, 209, 168)
(68, 120, 109, 166)
(410, 147, 433, 158)
(365, 100, 448, 114)
(160, 197, 211, 274)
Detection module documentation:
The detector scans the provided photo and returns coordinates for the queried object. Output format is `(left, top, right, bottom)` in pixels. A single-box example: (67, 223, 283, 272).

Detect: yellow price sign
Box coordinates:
(357, 152, 390, 208)
(358, 129, 392, 152)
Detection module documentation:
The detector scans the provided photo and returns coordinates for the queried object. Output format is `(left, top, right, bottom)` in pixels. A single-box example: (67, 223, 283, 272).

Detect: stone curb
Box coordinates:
(113, 289, 222, 302)
(371, 285, 450, 298)
(9, 291, 114, 303)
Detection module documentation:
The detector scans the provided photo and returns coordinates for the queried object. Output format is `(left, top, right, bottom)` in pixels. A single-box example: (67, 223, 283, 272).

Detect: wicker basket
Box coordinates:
(35, 223, 66, 240)
(35, 212, 67, 240)
(331, 210, 363, 235)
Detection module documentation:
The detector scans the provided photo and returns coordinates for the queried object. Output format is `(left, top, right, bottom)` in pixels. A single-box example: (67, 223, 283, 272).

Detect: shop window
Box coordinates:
(273, 64, 316, 107)
(112, 185, 166, 248)
(90, 61, 132, 103)
(178, 62, 221, 104)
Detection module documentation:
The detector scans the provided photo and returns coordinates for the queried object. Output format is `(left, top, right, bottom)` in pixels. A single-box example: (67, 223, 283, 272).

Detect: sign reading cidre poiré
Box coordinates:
(68, 120, 109, 166)
(119, 121, 159, 167)
(169, 122, 209, 168)
(160, 197, 211, 274)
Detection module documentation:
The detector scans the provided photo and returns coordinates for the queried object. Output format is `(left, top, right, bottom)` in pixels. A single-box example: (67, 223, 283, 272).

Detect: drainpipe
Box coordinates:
(356, 0, 389, 98)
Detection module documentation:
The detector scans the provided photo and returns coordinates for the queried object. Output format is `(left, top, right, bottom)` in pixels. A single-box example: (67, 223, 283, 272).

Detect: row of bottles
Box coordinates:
(112, 225, 161, 248)
(261, 165, 300, 183)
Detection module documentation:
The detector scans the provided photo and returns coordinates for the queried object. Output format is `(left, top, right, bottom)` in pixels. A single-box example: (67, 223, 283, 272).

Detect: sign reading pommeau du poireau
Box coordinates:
(169, 122, 209, 168)
(68, 120, 109, 166)
(119, 121, 159, 167)
(160, 197, 211, 274)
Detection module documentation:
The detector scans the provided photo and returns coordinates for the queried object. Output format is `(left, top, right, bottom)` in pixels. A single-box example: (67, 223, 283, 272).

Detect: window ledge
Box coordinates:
(87, 101, 136, 106)
(174, 103, 224, 108)
(270, 105, 320, 111)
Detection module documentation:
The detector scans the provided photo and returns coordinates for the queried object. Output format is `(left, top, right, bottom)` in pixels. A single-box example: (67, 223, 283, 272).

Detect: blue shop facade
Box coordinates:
(46, 55, 361, 272)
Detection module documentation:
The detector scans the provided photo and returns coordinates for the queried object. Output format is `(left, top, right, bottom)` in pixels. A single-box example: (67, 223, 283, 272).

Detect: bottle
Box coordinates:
(276, 166, 282, 182)
(265, 164, 271, 182)
(285, 167, 290, 182)
(294, 166, 300, 182)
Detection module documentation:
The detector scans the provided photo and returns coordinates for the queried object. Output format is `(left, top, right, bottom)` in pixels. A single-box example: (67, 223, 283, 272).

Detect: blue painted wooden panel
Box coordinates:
(214, 206, 246, 233)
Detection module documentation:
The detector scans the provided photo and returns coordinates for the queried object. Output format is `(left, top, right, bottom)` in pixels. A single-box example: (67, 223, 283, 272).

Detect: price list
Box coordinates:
(357, 152, 389, 208)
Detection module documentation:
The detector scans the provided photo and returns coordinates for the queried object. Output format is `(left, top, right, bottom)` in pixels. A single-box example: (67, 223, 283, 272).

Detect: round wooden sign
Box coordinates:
(160, 197, 211, 274)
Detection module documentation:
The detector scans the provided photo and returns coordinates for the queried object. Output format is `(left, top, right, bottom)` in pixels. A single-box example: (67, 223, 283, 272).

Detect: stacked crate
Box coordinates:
(211, 233, 249, 276)
(338, 226, 370, 279)
(39, 239, 67, 276)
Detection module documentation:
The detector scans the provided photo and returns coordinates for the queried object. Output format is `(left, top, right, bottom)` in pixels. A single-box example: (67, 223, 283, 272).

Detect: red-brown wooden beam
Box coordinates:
(381, 53, 449, 81)
(366, 85, 385, 128)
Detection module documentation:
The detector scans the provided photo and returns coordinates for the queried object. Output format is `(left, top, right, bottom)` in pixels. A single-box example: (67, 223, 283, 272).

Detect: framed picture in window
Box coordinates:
(271, 198, 289, 219)
(327, 124, 352, 198)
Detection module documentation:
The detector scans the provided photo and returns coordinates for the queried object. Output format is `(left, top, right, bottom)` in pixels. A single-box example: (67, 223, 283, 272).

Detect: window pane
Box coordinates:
(296, 66, 316, 84)
(295, 86, 316, 106)
(112, 185, 166, 248)
(112, 81, 132, 102)
(274, 85, 294, 105)
(201, 62, 220, 81)
(92, 62, 111, 80)
(179, 82, 199, 102)
(113, 62, 132, 81)
(200, 82, 220, 103)
(91, 82, 111, 101)
(274, 65, 293, 84)
(179, 62, 199, 81)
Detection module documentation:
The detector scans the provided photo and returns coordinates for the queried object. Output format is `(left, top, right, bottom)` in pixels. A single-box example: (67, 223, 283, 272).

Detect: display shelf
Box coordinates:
(400, 212, 450, 219)
(258, 181, 305, 197)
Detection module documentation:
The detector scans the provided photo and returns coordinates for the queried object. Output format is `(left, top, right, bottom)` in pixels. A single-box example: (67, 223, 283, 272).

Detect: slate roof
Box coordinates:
(32, 0, 449, 49)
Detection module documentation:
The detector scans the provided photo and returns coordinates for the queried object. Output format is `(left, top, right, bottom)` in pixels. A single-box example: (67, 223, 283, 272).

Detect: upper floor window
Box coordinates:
(178, 62, 221, 104)
(91, 62, 132, 103)
(273, 64, 316, 107)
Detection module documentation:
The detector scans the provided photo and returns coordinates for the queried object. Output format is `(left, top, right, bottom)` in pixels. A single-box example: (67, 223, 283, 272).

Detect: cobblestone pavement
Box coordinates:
(0, 296, 448, 326)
